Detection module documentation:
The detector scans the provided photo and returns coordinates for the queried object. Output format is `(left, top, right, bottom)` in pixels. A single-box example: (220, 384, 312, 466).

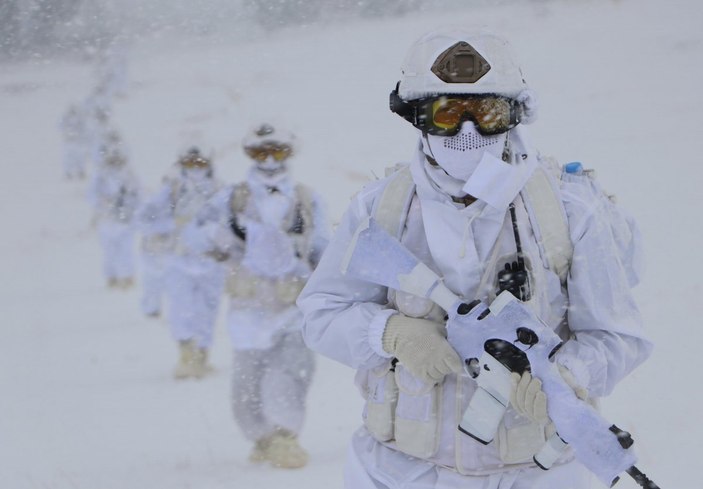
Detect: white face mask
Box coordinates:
(184, 168, 210, 183)
(256, 156, 287, 177)
(420, 122, 506, 182)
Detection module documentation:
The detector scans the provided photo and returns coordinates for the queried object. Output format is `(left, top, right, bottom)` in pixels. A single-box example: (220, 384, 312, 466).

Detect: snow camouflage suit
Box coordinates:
(88, 161, 141, 283)
(185, 166, 328, 442)
(142, 171, 225, 348)
(297, 130, 652, 488)
(59, 105, 89, 179)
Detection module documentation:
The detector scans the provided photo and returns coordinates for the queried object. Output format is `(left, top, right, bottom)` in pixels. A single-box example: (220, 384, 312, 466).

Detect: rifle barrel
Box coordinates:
(626, 466, 661, 489)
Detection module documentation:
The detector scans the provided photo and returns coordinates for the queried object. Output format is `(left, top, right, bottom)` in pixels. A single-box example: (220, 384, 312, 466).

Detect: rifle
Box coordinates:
(340, 216, 660, 489)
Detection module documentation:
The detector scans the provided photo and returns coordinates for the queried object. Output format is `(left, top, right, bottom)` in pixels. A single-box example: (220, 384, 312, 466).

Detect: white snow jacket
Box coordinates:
(186, 167, 329, 350)
(297, 139, 652, 475)
(88, 165, 140, 224)
(139, 173, 221, 257)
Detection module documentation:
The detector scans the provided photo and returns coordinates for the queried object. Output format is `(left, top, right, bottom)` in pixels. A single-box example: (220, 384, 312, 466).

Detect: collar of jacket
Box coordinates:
(247, 166, 295, 197)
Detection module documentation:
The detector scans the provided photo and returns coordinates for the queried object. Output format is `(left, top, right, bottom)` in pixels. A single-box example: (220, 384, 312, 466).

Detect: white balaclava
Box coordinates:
(182, 167, 212, 191)
(419, 120, 507, 183)
(255, 156, 288, 178)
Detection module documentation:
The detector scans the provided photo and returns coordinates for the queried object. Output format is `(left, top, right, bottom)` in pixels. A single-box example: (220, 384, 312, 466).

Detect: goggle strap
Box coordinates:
(389, 82, 417, 124)
(511, 100, 522, 126)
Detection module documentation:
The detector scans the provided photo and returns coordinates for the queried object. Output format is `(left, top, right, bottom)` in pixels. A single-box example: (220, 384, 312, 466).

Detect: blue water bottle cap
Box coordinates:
(564, 162, 583, 174)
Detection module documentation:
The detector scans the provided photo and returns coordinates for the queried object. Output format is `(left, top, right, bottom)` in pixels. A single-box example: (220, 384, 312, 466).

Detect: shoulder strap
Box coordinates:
(229, 183, 250, 241)
(520, 160, 573, 284)
(229, 182, 250, 215)
(372, 165, 416, 239)
(293, 183, 314, 217)
(290, 183, 314, 235)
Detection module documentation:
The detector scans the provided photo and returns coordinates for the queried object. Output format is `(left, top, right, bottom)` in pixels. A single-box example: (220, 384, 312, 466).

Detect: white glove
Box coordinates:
(382, 314, 463, 385)
(510, 371, 549, 425)
(510, 365, 588, 425)
(207, 222, 236, 251)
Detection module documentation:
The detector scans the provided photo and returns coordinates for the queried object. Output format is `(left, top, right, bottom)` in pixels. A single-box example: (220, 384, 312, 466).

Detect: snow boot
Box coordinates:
(248, 437, 271, 463)
(173, 339, 197, 379)
(263, 430, 308, 469)
(191, 347, 213, 379)
(119, 277, 135, 289)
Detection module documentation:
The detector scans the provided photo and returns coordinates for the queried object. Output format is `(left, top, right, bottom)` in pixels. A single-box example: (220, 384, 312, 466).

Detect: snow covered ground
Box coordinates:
(1, 0, 701, 487)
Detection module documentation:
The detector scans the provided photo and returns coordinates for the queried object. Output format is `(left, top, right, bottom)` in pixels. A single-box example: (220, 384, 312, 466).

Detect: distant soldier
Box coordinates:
(59, 104, 89, 180)
(186, 124, 329, 468)
(141, 148, 225, 379)
(87, 144, 140, 288)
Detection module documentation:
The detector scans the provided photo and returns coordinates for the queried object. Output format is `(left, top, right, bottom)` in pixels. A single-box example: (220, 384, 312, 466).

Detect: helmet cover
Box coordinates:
(398, 29, 528, 100)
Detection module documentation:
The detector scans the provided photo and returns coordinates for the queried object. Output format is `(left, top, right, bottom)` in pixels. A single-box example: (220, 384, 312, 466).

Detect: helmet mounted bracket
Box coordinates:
(431, 41, 491, 84)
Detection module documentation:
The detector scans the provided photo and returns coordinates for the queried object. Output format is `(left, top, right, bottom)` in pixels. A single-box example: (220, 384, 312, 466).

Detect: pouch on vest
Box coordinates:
(393, 364, 443, 459)
(227, 264, 306, 308)
(495, 410, 548, 464)
(226, 264, 258, 299)
(274, 276, 306, 305)
(141, 233, 175, 254)
(358, 361, 398, 442)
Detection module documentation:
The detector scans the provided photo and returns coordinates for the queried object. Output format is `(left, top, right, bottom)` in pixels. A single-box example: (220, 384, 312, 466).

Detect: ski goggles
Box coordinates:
(244, 143, 293, 162)
(390, 89, 522, 136)
(180, 156, 211, 169)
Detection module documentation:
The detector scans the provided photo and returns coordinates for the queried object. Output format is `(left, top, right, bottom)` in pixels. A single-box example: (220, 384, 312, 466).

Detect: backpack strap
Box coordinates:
(372, 165, 416, 238)
(230, 182, 250, 214)
(520, 159, 573, 284)
(292, 184, 315, 234)
(229, 182, 250, 240)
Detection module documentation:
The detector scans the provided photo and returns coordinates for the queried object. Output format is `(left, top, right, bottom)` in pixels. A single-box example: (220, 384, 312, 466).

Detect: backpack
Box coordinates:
(371, 159, 643, 289)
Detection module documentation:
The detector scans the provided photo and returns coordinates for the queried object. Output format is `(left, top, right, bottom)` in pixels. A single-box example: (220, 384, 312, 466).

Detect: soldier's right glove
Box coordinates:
(382, 314, 463, 385)
(510, 365, 589, 425)
(510, 371, 549, 425)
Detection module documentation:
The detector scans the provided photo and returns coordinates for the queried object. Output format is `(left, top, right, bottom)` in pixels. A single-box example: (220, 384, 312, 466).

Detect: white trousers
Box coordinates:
(165, 256, 225, 348)
(97, 221, 135, 280)
(140, 251, 168, 315)
(344, 429, 592, 489)
(231, 330, 315, 442)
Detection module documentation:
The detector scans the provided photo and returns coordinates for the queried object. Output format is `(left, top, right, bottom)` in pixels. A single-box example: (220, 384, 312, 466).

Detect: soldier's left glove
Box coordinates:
(510, 365, 588, 425)
(382, 314, 463, 385)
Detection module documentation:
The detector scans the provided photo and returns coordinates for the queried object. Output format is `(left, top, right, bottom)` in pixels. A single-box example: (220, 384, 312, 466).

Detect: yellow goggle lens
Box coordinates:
(181, 157, 210, 169)
(431, 97, 512, 134)
(245, 144, 292, 162)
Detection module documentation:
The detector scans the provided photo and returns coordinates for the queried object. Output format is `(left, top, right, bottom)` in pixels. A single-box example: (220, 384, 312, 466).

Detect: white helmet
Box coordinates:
(242, 123, 295, 176)
(397, 29, 528, 100)
(390, 29, 538, 137)
(178, 146, 213, 174)
(242, 123, 295, 153)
